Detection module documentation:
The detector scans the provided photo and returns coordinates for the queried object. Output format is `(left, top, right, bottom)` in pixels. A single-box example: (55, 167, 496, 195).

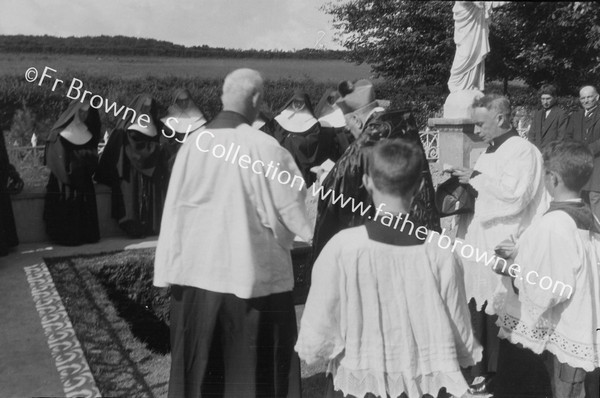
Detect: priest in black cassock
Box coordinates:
(44, 100, 101, 245)
(0, 129, 22, 257)
(273, 91, 333, 186)
(312, 80, 441, 263)
(96, 94, 165, 238)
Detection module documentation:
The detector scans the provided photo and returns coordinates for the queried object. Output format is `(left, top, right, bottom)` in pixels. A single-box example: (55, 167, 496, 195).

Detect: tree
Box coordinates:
(324, 0, 454, 86)
(489, 2, 600, 94)
(325, 1, 600, 94)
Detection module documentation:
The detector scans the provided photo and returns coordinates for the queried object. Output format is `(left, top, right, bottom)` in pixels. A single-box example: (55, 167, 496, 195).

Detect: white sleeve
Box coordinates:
(513, 213, 579, 323)
(295, 237, 344, 365)
(256, 145, 314, 245)
(470, 144, 543, 223)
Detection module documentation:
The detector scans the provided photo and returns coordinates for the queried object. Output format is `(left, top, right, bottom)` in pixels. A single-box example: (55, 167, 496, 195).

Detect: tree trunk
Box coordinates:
(503, 76, 509, 95)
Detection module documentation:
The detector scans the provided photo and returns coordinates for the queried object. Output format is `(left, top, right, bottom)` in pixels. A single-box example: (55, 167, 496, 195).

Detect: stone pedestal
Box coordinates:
(427, 118, 486, 170)
(443, 90, 483, 119)
(427, 117, 486, 233)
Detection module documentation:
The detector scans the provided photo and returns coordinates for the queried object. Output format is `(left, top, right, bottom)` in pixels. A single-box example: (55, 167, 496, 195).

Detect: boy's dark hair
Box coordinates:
(368, 139, 423, 197)
(542, 140, 593, 191)
(539, 84, 557, 97)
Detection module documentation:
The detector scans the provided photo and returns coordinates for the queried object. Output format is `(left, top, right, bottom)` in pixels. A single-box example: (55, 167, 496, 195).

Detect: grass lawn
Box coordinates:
(0, 52, 375, 82)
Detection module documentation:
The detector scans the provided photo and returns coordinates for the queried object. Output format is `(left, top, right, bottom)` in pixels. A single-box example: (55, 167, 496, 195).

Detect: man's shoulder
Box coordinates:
(504, 134, 541, 155)
(569, 109, 584, 118)
(235, 124, 281, 146)
(555, 106, 568, 116)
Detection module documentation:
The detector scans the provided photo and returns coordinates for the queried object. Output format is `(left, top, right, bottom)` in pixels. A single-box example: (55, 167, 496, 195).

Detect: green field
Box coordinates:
(0, 52, 375, 82)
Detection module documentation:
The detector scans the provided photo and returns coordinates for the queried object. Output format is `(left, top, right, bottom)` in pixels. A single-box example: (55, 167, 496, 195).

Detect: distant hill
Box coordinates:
(0, 34, 347, 60)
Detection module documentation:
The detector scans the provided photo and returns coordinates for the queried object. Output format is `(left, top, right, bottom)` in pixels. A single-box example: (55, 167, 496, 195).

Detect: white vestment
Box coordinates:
(459, 135, 549, 313)
(495, 209, 600, 371)
(154, 120, 313, 299)
(296, 226, 482, 398)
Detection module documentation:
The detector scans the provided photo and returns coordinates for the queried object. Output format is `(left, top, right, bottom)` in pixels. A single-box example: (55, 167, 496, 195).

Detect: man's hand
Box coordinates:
(493, 235, 517, 276)
(494, 238, 516, 260)
(451, 167, 475, 184)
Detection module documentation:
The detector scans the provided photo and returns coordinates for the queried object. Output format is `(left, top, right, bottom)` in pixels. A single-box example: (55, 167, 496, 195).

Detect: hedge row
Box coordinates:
(0, 73, 584, 145)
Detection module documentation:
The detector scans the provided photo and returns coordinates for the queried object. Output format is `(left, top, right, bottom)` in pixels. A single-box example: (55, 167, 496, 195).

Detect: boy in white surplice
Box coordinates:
(493, 140, 600, 398)
(296, 139, 482, 398)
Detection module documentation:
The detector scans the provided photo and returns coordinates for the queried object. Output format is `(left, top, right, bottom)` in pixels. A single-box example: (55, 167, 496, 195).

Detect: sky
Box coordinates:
(0, 0, 344, 51)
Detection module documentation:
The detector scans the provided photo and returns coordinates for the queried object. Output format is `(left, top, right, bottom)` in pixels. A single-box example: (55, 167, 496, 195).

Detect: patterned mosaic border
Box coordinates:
(24, 262, 101, 398)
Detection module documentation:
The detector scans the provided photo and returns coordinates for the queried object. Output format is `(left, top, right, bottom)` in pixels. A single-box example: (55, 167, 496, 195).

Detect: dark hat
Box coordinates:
(435, 177, 476, 217)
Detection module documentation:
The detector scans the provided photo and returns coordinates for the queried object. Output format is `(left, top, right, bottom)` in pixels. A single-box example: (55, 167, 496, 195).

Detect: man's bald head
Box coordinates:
(221, 68, 264, 122)
(579, 85, 599, 111)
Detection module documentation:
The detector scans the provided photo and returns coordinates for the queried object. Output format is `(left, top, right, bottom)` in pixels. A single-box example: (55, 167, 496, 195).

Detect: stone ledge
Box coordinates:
(427, 118, 474, 126)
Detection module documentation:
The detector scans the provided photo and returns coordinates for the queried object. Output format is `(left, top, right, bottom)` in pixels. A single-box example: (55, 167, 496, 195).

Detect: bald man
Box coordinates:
(154, 68, 313, 397)
(566, 85, 600, 231)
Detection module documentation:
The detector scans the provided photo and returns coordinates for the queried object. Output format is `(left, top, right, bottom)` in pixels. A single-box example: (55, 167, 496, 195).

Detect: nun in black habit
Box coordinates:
(312, 109, 441, 262)
(273, 91, 333, 186)
(96, 94, 165, 238)
(43, 100, 101, 245)
(160, 88, 207, 173)
(0, 130, 22, 256)
(314, 89, 354, 162)
(252, 109, 276, 137)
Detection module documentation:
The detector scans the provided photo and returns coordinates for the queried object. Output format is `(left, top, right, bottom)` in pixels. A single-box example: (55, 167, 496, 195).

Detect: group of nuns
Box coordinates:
(41, 87, 354, 245)
(42, 81, 438, 248)
(43, 89, 206, 244)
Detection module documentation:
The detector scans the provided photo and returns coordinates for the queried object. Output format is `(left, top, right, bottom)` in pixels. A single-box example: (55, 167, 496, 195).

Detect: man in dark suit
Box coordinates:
(566, 85, 600, 230)
(528, 84, 568, 150)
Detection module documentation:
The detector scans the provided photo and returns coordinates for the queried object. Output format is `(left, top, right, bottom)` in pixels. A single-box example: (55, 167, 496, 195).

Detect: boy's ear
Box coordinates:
(552, 172, 561, 188)
(362, 173, 374, 195)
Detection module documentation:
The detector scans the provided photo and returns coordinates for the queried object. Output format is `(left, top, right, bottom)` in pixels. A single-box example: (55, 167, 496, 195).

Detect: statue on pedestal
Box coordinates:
(444, 1, 505, 119)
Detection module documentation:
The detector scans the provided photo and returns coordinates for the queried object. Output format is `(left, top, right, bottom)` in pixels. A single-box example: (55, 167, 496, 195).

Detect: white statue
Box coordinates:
(444, 1, 506, 119)
(448, 2, 496, 92)
(31, 132, 37, 147)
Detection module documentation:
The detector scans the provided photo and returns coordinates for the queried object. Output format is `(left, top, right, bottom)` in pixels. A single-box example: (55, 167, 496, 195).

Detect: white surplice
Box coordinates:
(295, 226, 482, 398)
(458, 135, 549, 314)
(495, 209, 600, 371)
(154, 121, 313, 299)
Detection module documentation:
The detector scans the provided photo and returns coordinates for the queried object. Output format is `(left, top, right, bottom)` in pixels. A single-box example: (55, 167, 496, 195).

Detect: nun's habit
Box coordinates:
(312, 109, 441, 261)
(0, 131, 20, 256)
(96, 94, 164, 238)
(160, 88, 207, 173)
(43, 100, 100, 246)
(314, 89, 354, 162)
(273, 92, 331, 185)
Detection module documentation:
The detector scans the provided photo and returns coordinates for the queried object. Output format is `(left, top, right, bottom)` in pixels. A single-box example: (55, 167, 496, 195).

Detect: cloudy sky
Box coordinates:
(0, 0, 343, 50)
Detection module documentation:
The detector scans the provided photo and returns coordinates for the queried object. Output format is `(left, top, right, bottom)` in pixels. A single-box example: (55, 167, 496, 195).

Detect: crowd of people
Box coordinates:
(1, 70, 599, 398)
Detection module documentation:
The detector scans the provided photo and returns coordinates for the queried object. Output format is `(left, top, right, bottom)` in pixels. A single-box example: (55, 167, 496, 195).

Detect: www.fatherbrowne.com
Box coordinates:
(195, 130, 574, 300)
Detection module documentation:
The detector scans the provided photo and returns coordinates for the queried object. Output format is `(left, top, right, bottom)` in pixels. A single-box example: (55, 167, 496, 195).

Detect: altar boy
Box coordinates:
(494, 140, 600, 398)
(296, 139, 482, 398)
